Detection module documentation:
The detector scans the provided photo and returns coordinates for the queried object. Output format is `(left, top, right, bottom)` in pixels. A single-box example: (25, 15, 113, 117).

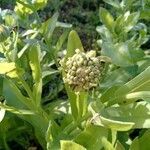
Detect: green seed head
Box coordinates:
(62, 49, 103, 91)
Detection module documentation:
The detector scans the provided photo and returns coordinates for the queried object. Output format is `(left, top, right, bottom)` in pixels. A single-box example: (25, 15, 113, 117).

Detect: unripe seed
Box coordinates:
(83, 60, 87, 66)
(73, 62, 78, 67)
(76, 68, 82, 74)
(73, 77, 78, 82)
(72, 66, 76, 71)
(85, 76, 89, 81)
(92, 58, 99, 64)
(88, 60, 93, 66)
(86, 50, 96, 57)
(89, 72, 94, 77)
(70, 71, 76, 76)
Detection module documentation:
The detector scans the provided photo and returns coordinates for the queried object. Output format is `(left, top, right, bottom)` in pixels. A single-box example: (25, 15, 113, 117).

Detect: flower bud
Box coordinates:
(61, 49, 104, 91)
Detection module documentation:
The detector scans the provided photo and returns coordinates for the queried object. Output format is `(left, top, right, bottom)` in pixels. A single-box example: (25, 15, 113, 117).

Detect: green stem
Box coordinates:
(64, 112, 92, 134)
(19, 76, 34, 100)
(76, 92, 82, 120)
(111, 129, 117, 146)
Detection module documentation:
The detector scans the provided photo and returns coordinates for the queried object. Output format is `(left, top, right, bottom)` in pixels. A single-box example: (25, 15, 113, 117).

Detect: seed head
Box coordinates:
(61, 49, 103, 91)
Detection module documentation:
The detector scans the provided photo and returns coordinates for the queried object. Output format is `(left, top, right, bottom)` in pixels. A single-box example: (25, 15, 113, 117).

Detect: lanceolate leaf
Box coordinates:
(60, 140, 86, 150)
(102, 42, 135, 67)
(29, 43, 42, 106)
(99, 7, 114, 32)
(41, 12, 59, 42)
(74, 125, 108, 150)
(124, 12, 140, 33)
(3, 78, 32, 109)
(0, 62, 16, 74)
(103, 0, 120, 8)
(117, 66, 150, 93)
(130, 130, 150, 150)
(62, 30, 86, 120)
(0, 102, 34, 115)
(29, 43, 41, 82)
(66, 30, 84, 59)
(105, 66, 150, 106)
(99, 102, 150, 130)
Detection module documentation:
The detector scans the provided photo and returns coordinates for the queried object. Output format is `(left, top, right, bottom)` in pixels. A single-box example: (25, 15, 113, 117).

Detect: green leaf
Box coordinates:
(74, 125, 108, 150)
(62, 30, 85, 120)
(0, 102, 33, 115)
(121, 66, 150, 92)
(102, 137, 115, 150)
(99, 7, 114, 32)
(64, 85, 78, 120)
(140, 9, 150, 20)
(42, 70, 59, 79)
(16, 0, 47, 13)
(46, 121, 53, 150)
(115, 141, 125, 150)
(114, 15, 124, 35)
(126, 91, 150, 100)
(103, 0, 120, 8)
(105, 66, 150, 106)
(99, 116, 134, 131)
(3, 78, 31, 109)
(124, 12, 140, 32)
(100, 101, 150, 130)
(18, 31, 39, 58)
(130, 130, 150, 150)
(29, 43, 41, 82)
(61, 140, 86, 150)
(100, 68, 131, 89)
(56, 22, 72, 28)
(46, 116, 74, 150)
(101, 85, 121, 103)
(102, 42, 134, 67)
(96, 25, 113, 42)
(0, 62, 16, 74)
(4, 13, 17, 28)
(76, 92, 88, 120)
(41, 12, 59, 42)
(66, 30, 84, 58)
(55, 30, 69, 53)
(29, 43, 42, 106)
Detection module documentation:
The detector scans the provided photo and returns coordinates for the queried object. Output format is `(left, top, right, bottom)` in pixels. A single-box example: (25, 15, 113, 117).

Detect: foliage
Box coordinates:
(0, 0, 150, 150)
